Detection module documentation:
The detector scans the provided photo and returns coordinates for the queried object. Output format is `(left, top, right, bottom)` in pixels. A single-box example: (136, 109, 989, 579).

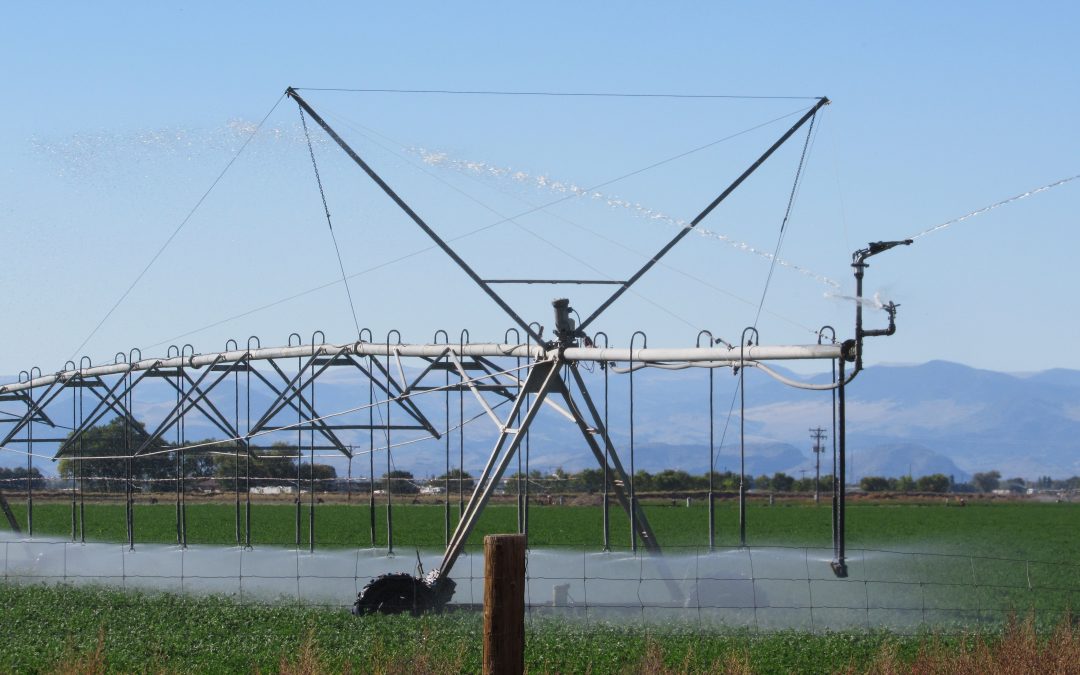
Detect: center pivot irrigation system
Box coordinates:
(0, 89, 912, 615)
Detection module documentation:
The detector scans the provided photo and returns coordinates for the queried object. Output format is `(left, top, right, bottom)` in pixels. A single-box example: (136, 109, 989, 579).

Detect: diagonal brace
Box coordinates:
(436, 359, 561, 582)
(578, 96, 829, 332)
(286, 88, 543, 345)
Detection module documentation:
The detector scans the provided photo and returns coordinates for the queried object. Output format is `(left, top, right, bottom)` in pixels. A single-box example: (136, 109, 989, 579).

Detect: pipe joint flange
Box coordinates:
(840, 339, 858, 363)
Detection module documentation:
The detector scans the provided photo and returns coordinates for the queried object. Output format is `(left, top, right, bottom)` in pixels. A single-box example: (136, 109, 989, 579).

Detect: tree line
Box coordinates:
(858, 474, 950, 493)
(0, 466, 46, 490)
(515, 468, 837, 494)
(21, 418, 1080, 496)
(54, 418, 338, 493)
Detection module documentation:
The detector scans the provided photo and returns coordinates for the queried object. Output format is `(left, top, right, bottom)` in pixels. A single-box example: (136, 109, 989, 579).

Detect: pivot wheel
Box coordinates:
(352, 573, 435, 616)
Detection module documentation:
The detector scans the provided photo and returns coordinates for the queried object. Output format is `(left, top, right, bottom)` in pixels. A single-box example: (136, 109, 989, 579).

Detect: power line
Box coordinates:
(810, 426, 827, 505)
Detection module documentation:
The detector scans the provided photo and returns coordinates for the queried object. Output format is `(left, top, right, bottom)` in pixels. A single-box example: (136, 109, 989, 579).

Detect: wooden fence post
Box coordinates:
(484, 533, 526, 675)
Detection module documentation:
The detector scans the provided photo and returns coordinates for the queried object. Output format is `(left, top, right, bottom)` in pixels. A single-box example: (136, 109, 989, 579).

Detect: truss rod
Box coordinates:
(285, 88, 543, 345)
(255, 359, 352, 455)
(248, 349, 346, 435)
(482, 279, 627, 285)
(447, 351, 503, 428)
(132, 357, 227, 456)
(348, 354, 441, 438)
(577, 96, 830, 333)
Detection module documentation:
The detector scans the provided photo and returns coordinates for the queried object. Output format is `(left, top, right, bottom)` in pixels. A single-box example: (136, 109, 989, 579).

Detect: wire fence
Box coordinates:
(1, 533, 1076, 633)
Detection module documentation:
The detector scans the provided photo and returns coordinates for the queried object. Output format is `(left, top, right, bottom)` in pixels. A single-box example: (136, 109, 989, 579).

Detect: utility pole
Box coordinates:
(810, 427, 827, 505)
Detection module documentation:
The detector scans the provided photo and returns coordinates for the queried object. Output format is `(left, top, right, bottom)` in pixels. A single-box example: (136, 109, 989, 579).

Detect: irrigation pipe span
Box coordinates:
(0, 342, 842, 395)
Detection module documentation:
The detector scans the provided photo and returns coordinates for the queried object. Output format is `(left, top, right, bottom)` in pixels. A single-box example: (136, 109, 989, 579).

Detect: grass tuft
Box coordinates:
(51, 627, 107, 675)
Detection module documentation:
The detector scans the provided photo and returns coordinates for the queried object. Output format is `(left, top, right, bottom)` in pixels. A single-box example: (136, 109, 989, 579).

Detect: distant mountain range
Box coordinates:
(2, 360, 1077, 481)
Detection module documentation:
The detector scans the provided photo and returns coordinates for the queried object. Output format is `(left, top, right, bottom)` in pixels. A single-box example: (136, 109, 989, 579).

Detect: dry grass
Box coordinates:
(47, 614, 1079, 674)
(52, 628, 107, 675)
(276, 629, 327, 675)
(271, 628, 469, 675)
(635, 639, 754, 674)
(856, 614, 1079, 675)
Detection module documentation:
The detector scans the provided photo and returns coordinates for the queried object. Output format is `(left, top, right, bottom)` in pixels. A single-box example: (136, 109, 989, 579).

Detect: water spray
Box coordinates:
(825, 291, 890, 309)
(413, 147, 843, 289)
(910, 174, 1079, 240)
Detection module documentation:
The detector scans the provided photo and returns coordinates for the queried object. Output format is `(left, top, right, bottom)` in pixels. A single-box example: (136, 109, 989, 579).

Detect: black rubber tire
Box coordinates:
(352, 573, 433, 616)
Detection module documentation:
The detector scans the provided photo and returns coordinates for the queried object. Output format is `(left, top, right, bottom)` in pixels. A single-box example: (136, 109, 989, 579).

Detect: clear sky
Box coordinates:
(2, 2, 1078, 377)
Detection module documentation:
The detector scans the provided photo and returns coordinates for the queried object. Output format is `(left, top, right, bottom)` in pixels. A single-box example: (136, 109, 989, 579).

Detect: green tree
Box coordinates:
(435, 468, 474, 493)
(212, 442, 303, 491)
(706, 471, 741, 492)
(300, 462, 337, 490)
(972, 470, 1001, 493)
(818, 474, 835, 493)
(381, 470, 418, 495)
(770, 472, 795, 492)
(860, 476, 891, 492)
(894, 475, 916, 492)
(57, 417, 174, 492)
(573, 468, 604, 493)
(1003, 477, 1026, 492)
(519, 469, 548, 494)
(916, 473, 950, 493)
(505, 471, 527, 491)
(653, 469, 694, 492)
(0, 467, 46, 490)
(725, 472, 743, 491)
(632, 470, 654, 492)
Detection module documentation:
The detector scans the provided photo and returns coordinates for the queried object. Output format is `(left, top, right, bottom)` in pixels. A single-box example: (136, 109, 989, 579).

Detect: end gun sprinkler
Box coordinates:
(849, 239, 912, 374)
(832, 239, 911, 578)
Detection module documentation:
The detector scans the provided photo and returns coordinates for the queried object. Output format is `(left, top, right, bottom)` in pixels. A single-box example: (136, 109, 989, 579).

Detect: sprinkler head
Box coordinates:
(867, 239, 913, 256)
(854, 239, 913, 265)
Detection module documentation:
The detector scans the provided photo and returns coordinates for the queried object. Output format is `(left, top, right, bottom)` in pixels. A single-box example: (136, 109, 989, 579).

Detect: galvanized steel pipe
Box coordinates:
(1, 342, 841, 394)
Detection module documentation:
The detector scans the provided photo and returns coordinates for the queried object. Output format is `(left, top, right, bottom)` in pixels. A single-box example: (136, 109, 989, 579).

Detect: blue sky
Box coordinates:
(2, 2, 1078, 376)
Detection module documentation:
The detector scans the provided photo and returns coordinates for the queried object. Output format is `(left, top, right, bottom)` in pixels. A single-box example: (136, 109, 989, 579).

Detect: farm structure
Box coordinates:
(0, 89, 913, 614)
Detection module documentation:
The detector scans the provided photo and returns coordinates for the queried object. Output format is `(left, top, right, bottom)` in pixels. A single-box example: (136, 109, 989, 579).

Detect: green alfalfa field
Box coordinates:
(2, 497, 1078, 560)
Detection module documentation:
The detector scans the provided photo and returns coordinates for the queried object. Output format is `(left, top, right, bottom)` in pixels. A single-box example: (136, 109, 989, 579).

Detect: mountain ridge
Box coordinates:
(1, 360, 1076, 480)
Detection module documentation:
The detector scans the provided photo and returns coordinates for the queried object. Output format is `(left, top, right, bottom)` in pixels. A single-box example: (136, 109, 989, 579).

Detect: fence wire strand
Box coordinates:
(1, 535, 1076, 634)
